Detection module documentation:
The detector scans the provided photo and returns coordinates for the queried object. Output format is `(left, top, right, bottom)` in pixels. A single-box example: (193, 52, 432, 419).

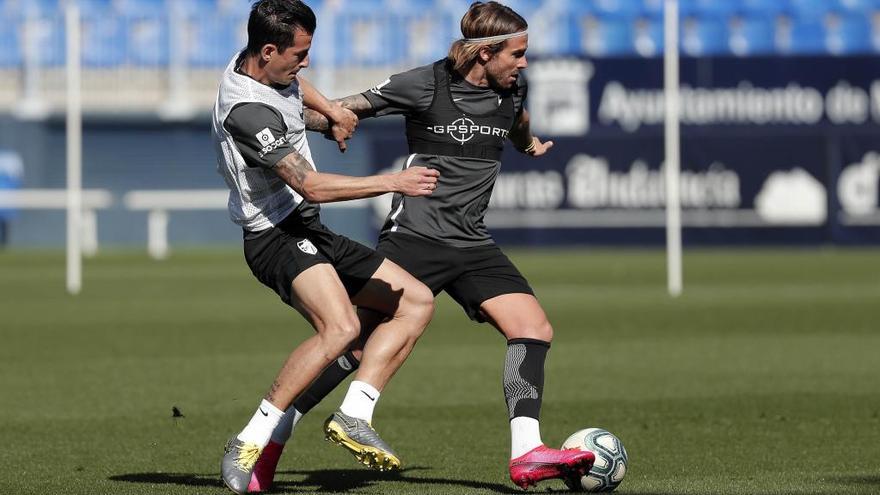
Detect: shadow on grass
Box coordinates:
(109, 466, 522, 493)
(622, 476, 880, 495)
(824, 474, 880, 487)
(109, 471, 223, 488)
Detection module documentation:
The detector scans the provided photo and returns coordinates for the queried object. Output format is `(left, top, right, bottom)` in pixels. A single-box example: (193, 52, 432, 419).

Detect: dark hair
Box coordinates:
(245, 0, 317, 56)
(448, 2, 528, 71)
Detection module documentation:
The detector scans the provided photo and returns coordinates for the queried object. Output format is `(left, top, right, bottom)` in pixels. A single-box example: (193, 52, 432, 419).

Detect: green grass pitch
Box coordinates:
(1, 248, 878, 495)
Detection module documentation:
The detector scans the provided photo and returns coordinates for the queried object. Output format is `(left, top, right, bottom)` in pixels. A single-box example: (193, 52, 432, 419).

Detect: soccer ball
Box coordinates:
(561, 428, 628, 492)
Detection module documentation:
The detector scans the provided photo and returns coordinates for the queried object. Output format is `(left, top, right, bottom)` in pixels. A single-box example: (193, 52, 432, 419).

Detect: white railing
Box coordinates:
(123, 189, 371, 259)
(0, 188, 113, 256)
(0, 188, 373, 259)
(123, 189, 228, 260)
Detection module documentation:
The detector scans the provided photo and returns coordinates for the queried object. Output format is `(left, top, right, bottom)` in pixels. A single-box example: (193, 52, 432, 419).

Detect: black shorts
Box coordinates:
(244, 213, 385, 306)
(377, 233, 533, 322)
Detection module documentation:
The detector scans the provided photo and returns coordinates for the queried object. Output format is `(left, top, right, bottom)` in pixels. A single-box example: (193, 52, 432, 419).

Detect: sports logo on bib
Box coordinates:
(427, 117, 510, 144)
(297, 239, 317, 255)
(255, 127, 276, 145)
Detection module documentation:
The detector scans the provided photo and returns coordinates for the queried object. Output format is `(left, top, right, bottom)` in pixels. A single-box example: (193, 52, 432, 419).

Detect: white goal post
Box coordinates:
(664, 0, 683, 297)
(66, 1, 82, 295)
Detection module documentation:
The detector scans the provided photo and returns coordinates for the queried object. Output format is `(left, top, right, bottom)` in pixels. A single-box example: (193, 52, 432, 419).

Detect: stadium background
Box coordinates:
(1, 0, 879, 249)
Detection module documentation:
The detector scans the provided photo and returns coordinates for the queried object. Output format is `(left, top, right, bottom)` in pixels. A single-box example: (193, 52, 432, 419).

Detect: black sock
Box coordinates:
(293, 351, 359, 414)
(503, 338, 549, 420)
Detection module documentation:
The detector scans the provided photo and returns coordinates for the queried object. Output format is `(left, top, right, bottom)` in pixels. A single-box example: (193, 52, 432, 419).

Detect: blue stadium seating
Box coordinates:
(187, 15, 244, 67)
(728, 15, 776, 56)
(387, 0, 436, 13)
(781, 16, 827, 54)
(788, 0, 836, 19)
(680, 15, 729, 56)
(1, 0, 879, 69)
(332, 12, 401, 66)
(77, 0, 114, 18)
(338, 0, 385, 15)
(826, 13, 873, 54)
(632, 16, 664, 57)
(173, 0, 219, 19)
(15, 0, 59, 17)
(116, 0, 167, 16)
(22, 15, 66, 66)
(125, 13, 169, 66)
(639, 0, 664, 18)
(217, 0, 253, 16)
(81, 16, 126, 66)
(587, 0, 644, 19)
(0, 15, 22, 67)
(739, 0, 791, 18)
(837, 0, 880, 12)
(682, 0, 740, 19)
(572, 15, 634, 57)
(398, 12, 456, 64)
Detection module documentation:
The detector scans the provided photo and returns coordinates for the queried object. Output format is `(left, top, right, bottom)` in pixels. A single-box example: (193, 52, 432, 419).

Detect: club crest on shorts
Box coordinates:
(297, 239, 317, 255)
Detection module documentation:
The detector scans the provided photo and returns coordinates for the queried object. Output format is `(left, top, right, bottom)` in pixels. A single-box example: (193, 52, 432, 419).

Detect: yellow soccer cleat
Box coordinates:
(324, 411, 401, 472)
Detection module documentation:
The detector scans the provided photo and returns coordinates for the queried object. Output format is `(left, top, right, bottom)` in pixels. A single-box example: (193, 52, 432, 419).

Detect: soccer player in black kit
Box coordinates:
(247, 2, 595, 492)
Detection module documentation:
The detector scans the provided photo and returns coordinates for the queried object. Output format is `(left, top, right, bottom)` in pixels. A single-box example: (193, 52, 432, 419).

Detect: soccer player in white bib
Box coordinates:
(212, 1, 441, 493)
(248, 1, 595, 492)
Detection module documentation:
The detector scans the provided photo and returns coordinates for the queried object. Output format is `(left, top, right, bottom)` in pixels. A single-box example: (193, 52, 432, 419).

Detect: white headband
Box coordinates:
(463, 30, 528, 44)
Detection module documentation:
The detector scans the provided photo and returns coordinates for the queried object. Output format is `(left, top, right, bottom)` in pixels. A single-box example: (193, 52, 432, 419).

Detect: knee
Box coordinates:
(405, 283, 435, 328)
(509, 320, 553, 343)
(319, 317, 361, 357)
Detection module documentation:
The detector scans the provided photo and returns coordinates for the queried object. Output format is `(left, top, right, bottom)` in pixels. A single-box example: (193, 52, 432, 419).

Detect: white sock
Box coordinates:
(510, 416, 543, 459)
(339, 380, 380, 423)
(269, 407, 304, 445)
(237, 399, 284, 447)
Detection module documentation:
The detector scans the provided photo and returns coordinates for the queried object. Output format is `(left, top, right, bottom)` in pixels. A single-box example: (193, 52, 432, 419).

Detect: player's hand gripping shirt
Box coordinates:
(362, 60, 527, 247)
(212, 53, 319, 232)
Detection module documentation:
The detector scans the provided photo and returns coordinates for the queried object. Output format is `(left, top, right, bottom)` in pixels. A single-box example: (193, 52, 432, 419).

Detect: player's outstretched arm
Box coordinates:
(273, 151, 439, 203)
(298, 75, 358, 152)
(509, 109, 553, 157)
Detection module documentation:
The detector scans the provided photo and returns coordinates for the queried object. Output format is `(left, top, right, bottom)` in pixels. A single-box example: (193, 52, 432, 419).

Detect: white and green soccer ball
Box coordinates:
(561, 428, 628, 492)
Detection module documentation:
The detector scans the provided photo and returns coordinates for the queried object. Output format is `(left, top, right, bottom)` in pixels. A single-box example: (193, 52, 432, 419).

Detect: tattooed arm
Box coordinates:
(302, 93, 378, 131)
(303, 108, 330, 132)
(273, 150, 439, 203)
(298, 75, 358, 151)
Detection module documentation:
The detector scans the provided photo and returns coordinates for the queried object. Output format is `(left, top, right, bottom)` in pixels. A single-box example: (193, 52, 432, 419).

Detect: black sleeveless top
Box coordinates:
(362, 60, 526, 247)
(405, 59, 517, 162)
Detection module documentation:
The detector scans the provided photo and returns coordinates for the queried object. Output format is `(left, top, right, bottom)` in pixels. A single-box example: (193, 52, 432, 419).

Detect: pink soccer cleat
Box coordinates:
(247, 441, 285, 493)
(508, 444, 595, 490)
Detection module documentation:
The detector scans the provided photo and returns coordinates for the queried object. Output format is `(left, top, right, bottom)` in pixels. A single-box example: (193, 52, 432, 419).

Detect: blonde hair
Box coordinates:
(447, 1, 528, 72)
